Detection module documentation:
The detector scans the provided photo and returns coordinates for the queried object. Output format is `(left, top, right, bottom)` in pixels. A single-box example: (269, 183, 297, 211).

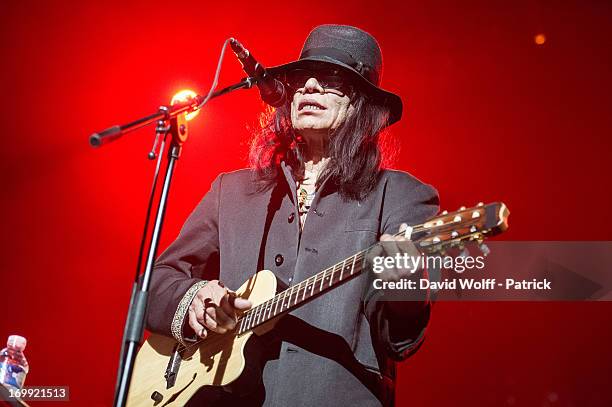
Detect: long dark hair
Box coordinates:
(249, 92, 393, 201)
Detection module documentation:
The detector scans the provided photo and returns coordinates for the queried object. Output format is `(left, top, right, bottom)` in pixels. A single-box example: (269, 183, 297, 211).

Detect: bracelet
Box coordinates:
(171, 280, 209, 344)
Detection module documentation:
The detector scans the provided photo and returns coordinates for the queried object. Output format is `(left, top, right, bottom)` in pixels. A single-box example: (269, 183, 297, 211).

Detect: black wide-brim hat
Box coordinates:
(267, 24, 403, 126)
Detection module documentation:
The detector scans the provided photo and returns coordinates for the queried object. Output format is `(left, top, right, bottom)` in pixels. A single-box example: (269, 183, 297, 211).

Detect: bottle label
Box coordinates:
(0, 360, 27, 390)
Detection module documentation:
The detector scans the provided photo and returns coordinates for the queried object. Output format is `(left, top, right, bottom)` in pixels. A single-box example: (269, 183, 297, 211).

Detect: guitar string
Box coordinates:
(173, 216, 484, 354)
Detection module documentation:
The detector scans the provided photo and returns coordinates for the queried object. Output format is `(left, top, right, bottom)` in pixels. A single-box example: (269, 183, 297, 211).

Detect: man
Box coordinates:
(146, 24, 439, 406)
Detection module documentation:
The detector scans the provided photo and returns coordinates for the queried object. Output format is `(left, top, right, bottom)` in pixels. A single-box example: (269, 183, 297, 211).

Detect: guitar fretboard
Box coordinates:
(236, 250, 367, 334)
(234, 202, 501, 334)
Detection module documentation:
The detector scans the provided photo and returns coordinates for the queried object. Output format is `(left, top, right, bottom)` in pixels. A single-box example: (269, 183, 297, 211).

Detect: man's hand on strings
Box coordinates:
(188, 280, 252, 338)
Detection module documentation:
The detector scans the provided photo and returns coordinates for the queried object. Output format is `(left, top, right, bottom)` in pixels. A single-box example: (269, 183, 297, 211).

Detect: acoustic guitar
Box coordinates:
(126, 202, 510, 406)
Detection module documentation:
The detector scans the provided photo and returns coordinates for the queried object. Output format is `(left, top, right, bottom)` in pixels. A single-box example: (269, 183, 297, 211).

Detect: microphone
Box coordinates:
(230, 38, 287, 107)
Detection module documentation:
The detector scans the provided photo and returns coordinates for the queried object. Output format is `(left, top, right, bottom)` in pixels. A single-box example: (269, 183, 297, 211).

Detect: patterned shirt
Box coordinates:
(297, 182, 316, 230)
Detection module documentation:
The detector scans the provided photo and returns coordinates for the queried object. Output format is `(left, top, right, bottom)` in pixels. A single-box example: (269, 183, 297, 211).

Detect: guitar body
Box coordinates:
(126, 270, 278, 407)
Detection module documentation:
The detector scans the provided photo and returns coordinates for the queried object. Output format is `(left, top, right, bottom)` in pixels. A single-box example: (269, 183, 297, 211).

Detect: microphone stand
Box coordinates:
(89, 78, 255, 148)
(90, 78, 253, 407)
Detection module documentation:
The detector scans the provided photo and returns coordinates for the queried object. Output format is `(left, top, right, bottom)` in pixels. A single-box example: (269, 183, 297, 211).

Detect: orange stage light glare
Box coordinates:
(534, 33, 546, 45)
(171, 89, 200, 121)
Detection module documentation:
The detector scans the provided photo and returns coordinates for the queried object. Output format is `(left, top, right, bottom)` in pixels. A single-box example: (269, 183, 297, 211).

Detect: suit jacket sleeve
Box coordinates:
(364, 176, 440, 361)
(145, 174, 223, 343)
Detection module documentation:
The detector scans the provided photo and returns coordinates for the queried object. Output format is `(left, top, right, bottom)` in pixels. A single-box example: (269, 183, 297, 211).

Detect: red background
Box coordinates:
(1, 0, 611, 405)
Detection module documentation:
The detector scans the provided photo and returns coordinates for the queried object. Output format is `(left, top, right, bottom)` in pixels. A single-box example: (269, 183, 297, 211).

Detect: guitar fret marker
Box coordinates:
(265, 300, 272, 320)
(285, 289, 291, 309)
(330, 263, 337, 287)
(294, 284, 301, 305)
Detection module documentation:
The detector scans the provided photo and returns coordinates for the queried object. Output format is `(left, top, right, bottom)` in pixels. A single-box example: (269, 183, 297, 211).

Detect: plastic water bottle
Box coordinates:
(0, 335, 29, 390)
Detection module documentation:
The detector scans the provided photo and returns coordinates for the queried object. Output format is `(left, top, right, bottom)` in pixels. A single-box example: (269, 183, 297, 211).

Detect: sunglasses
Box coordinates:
(283, 68, 354, 94)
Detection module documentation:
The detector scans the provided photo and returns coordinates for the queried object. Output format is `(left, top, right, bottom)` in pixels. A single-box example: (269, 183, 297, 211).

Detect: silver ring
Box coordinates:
(199, 327, 206, 337)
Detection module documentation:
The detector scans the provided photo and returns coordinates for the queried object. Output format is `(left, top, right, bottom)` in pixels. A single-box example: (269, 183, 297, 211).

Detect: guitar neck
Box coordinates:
(235, 201, 509, 335)
(236, 248, 369, 334)
(236, 226, 432, 334)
